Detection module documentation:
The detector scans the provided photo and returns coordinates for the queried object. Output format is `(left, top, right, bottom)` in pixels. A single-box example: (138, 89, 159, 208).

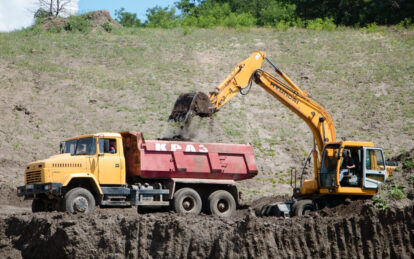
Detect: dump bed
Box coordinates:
(121, 132, 258, 181)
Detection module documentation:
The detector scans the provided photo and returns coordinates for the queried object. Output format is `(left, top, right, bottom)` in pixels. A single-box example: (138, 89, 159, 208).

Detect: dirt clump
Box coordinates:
(168, 92, 216, 123)
(40, 10, 121, 32)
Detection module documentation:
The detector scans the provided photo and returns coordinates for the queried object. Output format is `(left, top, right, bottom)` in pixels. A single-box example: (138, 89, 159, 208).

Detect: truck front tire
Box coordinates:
(64, 187, 95, 214)
(173, 187, 202, 215)
(207, 190, 236, 217)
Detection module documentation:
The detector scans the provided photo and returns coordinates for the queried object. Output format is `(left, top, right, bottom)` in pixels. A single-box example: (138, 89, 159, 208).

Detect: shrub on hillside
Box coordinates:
(65, 15, 91, 33)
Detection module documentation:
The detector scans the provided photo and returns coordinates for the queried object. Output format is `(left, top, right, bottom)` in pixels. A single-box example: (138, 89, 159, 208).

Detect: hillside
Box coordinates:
(0, 27, 413, 199)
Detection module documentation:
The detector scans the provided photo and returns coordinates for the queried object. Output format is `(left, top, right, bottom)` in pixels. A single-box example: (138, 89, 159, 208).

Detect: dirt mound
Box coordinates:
(0, 201, 413, 258)
(40, 10, 121, 32)
(82, 10, 121, 30)
(40, 16, 67, 31)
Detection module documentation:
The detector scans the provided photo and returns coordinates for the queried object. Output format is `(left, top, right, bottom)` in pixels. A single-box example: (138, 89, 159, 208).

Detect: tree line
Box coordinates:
(117, 0, 413, 28)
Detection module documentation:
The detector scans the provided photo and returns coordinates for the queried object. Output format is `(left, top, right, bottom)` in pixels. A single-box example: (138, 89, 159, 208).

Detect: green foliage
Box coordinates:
(103, 22, 113, 32)
(146, 6, 177, 28)
(64, 15, 91, 33)
(306, 18, 336, 31)
(389, 185, 406, 199)
(373, 195, 389, 210)
(362, 23, 386, 33)
(401, 154, 414, 170)
(259, 1, 296, 26)
(115, 8, 141, 27)
(397, 18, 413, 29)
(223, 13, 257, 27)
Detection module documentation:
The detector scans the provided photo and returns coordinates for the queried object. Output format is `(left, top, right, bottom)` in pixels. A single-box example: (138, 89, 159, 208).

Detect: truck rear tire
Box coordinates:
(207, 190, 236, 217)
(173, 187, 202, 215)
(292, 199, 315, 216)
(64, 187, 95, 214)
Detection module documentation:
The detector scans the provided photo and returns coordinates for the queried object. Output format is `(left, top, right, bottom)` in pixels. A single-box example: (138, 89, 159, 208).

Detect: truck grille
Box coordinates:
(26, 171, 42, 184)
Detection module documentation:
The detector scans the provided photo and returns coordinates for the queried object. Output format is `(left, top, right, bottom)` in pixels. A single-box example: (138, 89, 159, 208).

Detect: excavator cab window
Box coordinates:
(339, 148, 363, 187)
(320, 144, 340, 187)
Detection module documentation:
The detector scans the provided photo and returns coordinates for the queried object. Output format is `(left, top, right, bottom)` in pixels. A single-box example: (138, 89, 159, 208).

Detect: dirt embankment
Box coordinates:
(1, 150, 413, 258)
(0, 201, 413, 259)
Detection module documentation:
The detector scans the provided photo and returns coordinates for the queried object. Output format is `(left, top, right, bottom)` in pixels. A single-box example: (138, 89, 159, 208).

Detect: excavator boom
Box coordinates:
(169, 51, 336, 157)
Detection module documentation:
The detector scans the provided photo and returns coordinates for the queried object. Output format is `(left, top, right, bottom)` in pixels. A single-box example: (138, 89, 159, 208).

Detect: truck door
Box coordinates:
(98, 138, 122, 185)
(363, 148, 386, 189)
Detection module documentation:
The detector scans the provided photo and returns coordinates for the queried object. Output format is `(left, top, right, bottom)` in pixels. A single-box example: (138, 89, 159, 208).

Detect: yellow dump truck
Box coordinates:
(17, 131, 258, 216)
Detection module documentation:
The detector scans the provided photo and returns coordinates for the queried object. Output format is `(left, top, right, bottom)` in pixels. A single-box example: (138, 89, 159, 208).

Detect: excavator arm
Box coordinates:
(169, 51, 336, 160)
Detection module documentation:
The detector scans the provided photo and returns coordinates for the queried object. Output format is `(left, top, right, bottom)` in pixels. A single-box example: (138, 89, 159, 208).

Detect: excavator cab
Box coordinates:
(316, 142, 388, 196)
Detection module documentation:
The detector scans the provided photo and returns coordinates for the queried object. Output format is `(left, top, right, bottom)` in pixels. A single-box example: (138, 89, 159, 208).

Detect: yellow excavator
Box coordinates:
(169, 51, 396, 217)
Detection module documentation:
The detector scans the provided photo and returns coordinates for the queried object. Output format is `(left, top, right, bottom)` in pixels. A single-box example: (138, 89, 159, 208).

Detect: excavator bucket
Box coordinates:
(168, 92, 216, 122)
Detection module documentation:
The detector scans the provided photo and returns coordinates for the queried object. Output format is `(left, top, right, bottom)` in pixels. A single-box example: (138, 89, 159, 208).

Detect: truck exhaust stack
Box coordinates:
(168, 92, 216, 122)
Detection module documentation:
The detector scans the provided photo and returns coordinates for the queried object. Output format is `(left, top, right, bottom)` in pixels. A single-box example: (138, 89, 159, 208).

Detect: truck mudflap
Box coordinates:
(258, 201, 295, 218)
(17, 182, 62, 198)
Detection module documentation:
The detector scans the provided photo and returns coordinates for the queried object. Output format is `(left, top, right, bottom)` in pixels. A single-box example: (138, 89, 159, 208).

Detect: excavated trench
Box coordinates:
(0, 198, 413, 258)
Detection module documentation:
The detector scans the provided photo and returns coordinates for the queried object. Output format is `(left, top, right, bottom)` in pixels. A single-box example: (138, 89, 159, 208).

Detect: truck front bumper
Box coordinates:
(17, 183, 62, 198)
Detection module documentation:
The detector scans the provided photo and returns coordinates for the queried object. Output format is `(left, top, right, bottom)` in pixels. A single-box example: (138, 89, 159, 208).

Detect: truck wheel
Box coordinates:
(207, 190, 236, 217)
(173, 187, 202, 215)
(64, 187, 95, 214)
(32, 199, 45, 212)
(293, 199, 315, 216)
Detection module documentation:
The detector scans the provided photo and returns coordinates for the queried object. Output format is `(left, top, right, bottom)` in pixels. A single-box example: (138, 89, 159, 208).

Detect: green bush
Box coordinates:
(115, 8, 141, 27)
(373, 195, 389, 210)
(306, 18, 336, 31)
(146, 6, 177, 28)
(397, 18, 413, 29)
(103, 22, 113, 32)
(223, 13, 256, 27)
(274, 20, 290, 31)
(64, 15, 91, 33)
(389, 185, 406, 199)
(259, 2, 296, 26)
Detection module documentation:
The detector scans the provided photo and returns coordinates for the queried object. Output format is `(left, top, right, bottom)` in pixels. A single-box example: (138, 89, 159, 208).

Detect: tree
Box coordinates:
(37, 0, 74, 17)
(115, 8, 141, 27)
(146, 6, 177, 28)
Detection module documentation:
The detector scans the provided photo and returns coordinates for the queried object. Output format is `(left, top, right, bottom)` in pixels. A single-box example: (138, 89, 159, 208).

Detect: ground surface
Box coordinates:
(0, 26, 413, 258)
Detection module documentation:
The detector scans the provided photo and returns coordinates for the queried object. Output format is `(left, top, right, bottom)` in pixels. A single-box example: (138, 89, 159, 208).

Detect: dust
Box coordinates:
(160, 118, 197, 141)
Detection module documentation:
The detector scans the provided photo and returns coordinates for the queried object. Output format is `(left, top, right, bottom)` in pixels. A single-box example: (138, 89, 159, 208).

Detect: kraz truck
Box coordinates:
(17, 132, 258, 217)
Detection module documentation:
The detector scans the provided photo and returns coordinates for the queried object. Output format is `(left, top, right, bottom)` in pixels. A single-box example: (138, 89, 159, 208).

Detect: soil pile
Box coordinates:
(0, 201, 413, 258)
(41, 10, 121, 32)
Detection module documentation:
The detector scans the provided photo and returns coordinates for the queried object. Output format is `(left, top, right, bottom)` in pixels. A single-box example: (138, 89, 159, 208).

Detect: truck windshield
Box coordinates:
(320, 145, 340, 187)
(62, 137, 97, 155)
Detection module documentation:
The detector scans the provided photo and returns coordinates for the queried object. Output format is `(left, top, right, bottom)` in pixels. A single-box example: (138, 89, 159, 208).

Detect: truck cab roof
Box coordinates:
(65, 132, 121, 141)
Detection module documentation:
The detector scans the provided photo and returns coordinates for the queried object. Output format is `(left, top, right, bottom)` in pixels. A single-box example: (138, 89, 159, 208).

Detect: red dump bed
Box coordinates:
(121, 132, 258, 181)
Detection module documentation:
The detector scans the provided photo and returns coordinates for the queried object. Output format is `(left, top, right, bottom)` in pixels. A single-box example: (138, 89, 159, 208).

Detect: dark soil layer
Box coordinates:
(0, 201, 413, 259)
